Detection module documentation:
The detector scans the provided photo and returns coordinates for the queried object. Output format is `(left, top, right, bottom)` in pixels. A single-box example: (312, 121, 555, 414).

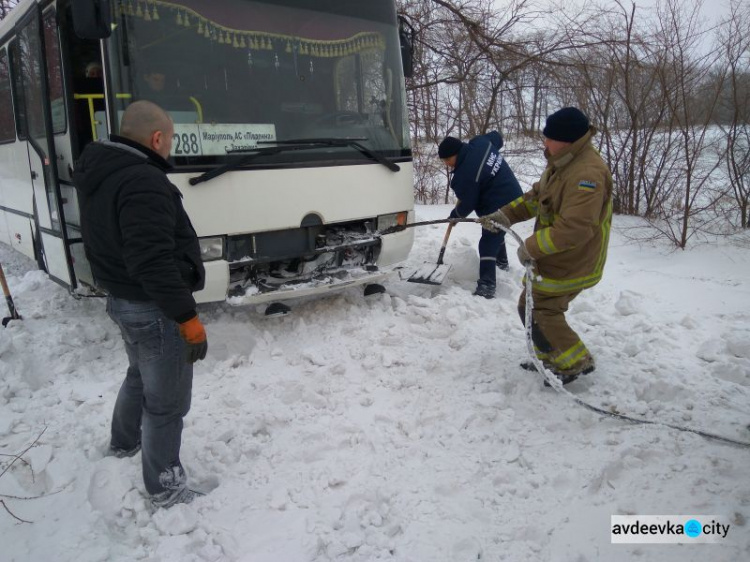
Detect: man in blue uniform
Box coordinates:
(438, 131, 523, 298)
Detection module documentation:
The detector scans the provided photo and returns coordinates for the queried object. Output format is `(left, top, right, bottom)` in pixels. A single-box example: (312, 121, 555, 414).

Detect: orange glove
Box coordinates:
(178, 316, 208, 363)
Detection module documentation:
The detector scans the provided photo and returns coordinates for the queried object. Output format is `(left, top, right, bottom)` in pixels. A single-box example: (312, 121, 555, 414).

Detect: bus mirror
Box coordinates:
(72, 0, 113, 39)
(398, 16, 414, 78)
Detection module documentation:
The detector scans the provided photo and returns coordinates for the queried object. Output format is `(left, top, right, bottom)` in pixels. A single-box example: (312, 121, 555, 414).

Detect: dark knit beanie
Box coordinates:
(438, 136, 464, 158)
(542, 107, 590, 143)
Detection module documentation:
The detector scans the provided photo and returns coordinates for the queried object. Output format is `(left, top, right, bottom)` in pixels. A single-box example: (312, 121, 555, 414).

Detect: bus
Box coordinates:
(0, 0, 415, 312)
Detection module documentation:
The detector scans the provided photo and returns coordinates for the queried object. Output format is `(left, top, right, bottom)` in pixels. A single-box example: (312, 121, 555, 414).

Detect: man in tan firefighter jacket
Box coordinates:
(481, 107, 613, 385)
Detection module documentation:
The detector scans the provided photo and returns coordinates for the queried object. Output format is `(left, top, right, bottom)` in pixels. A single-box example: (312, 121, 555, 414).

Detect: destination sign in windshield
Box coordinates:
(171, 123, 277, 156)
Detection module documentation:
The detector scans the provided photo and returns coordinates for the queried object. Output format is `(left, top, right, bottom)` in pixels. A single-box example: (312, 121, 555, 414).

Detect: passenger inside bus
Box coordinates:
(85, 61, 102, 79)
(62, 3, 107, 156)
(135, 62, 200, 123)
(72, 59, 105, 154)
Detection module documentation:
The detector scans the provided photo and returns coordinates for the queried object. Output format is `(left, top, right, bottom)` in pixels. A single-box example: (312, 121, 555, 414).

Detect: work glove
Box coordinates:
(479, 209, 511, 233)
(178, 315, 208, 363)
(517, 242, 535, 267)
(448, 207, 460, 220)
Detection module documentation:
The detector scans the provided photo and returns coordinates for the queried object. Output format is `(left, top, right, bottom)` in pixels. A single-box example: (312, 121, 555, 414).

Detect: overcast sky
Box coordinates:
(554, 0, 734, 25)
(518, 0, 737, 55)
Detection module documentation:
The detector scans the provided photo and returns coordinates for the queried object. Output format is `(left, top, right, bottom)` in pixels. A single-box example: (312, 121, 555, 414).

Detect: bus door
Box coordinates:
(14, 5, 76, 289)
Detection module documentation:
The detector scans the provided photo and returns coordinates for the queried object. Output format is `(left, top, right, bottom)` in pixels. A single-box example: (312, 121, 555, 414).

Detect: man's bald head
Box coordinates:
(119, 101, 173, 158)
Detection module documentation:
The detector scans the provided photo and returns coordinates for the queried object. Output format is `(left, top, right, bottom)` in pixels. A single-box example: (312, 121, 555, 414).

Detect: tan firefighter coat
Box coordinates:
(502, 127, 613, 294)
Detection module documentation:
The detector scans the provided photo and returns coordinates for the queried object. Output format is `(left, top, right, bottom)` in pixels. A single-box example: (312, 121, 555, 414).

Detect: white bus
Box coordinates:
(0, 0, 415, 312)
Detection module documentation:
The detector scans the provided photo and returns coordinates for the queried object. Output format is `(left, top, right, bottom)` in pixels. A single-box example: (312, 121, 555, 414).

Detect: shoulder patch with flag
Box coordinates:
(578, 180, 597, 192)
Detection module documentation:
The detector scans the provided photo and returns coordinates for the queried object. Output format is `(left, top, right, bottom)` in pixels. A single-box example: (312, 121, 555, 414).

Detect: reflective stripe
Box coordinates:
(480, 257, 496, 261)
(509, 195, 538, 215)
(532, 200, 612, 294)
(536, 228, 558, 255)
(475, 144, 492, 183)
(532, 272, 602, 294)
(551, 340, 589, 370)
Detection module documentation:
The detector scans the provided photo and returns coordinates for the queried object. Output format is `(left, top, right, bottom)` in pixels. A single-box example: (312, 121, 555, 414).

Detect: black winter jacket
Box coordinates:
(73, 135, 205, 322)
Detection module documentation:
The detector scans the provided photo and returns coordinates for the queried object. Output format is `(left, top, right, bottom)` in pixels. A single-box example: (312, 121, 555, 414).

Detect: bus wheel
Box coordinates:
(265, 302, 291, 317)
(364, 284, 386, 296)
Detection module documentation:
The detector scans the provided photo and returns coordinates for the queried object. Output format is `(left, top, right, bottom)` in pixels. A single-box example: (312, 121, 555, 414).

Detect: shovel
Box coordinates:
(0, 263, 21, 327)
(407, 222, 454, 285)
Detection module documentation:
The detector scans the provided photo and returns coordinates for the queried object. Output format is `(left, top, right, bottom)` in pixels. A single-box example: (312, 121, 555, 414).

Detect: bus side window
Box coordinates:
(43, 10, 67, 136)
(0, 49, 15, 144)
(8, 41, 27, 140)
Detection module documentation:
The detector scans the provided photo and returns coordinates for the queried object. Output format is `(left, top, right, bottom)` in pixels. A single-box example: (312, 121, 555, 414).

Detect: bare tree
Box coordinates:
(0, 0, 19, 20)
(649, 0, 726, 248)
(399, 0, 598, 203)
(718, 0, 750, 228)
(558, 1, 679, 218)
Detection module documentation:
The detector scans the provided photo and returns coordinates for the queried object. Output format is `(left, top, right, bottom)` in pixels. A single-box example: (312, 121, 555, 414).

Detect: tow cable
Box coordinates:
(385, 218, 750, 449)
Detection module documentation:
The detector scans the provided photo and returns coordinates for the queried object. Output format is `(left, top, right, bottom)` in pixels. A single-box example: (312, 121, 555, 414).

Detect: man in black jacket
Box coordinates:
(74, 100, 207, 509)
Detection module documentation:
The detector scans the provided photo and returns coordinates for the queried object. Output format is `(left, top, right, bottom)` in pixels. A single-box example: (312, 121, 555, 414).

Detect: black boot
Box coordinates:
(473, 282, 495, 299)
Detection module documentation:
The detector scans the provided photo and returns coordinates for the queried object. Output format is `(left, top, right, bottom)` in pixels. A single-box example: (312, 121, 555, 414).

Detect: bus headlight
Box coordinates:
(377, 211, 408, 232)
(199, 236, 225, 261)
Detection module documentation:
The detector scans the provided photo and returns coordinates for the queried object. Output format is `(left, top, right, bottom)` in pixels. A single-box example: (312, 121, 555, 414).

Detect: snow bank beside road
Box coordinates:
(1, 207, 749, 561)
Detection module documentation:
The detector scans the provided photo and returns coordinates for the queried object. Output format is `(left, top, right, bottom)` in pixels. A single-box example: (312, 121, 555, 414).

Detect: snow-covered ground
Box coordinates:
(1, 205, 749, 562)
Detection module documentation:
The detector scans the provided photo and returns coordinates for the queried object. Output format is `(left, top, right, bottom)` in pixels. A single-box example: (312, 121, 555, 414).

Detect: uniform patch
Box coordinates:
(578, 180, 597, 192)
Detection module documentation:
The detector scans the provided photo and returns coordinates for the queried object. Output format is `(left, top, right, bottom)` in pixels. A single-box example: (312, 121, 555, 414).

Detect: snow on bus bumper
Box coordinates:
(193, 227, 413, 306)
(224, 266, 393, 306)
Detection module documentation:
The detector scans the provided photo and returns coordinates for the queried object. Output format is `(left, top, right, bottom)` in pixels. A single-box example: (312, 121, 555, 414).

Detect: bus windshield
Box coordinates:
(105, 0, 411, 167)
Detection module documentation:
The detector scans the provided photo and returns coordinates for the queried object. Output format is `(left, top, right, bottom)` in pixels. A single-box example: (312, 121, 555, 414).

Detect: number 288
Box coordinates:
(173, 133, 200, 155)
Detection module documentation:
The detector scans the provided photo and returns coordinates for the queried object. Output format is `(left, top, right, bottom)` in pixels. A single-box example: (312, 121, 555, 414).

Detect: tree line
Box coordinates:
(400, 0, 750, 247)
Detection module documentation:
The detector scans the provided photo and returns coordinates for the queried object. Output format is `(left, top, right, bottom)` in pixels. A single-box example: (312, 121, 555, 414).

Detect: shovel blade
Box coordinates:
(407, 263, 452, 285)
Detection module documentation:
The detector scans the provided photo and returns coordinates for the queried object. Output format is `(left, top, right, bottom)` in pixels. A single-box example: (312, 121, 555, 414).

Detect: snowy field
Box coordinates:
(1, 204, 749, 562)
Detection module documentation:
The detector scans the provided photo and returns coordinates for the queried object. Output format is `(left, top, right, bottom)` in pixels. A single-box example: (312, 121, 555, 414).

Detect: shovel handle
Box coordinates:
(0, 264, 21, 321)
(0, 266, 10, 297)
(436, 222, 454, 265)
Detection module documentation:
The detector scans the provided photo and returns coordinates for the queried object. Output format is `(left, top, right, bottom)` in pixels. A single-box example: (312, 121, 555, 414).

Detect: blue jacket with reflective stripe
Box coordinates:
(449, 131, 522, 218)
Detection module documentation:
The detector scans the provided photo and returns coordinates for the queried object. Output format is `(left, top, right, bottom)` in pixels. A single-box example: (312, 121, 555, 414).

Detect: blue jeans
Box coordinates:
(478, 228, 508, 288)
(106, 297, 193, 496)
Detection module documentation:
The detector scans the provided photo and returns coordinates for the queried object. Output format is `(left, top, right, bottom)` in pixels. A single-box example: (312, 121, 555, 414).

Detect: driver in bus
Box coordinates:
(142, 67, 166, 94)
(137, 62, 195, 115)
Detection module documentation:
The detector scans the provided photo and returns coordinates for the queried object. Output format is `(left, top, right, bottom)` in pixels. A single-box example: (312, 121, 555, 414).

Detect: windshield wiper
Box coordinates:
(189, 137, 401, 186)
(189, 144, 314, 185)
(262, 137, 400, 172)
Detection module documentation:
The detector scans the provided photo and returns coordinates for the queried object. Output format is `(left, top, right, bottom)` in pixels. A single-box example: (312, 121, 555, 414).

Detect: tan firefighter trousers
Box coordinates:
(518, 288, 592, 373)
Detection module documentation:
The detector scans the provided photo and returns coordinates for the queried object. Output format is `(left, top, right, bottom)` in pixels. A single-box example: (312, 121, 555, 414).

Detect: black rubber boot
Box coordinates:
(473, 282, 496, 299)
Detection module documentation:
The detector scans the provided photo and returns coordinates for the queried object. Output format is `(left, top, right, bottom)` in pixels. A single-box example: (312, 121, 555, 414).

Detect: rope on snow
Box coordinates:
(410, 218, 750, 449)
(495, 222, 750, 449)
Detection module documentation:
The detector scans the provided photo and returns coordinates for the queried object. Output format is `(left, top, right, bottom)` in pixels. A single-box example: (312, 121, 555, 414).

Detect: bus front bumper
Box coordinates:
(194, 227, 414, 306)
